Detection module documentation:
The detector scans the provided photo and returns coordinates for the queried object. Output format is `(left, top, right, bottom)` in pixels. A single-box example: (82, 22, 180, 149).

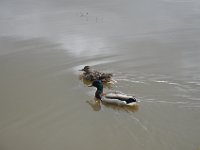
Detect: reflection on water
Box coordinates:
(61, 35, 111, 57)
(86, 99, 101, 111)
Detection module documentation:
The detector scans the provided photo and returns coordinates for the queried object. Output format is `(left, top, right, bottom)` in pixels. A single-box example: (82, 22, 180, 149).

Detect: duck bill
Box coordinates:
(79, 69, 84, 71)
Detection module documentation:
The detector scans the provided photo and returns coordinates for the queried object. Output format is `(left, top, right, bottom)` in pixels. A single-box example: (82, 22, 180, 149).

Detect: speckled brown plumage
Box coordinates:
(80, 66, 113, 82)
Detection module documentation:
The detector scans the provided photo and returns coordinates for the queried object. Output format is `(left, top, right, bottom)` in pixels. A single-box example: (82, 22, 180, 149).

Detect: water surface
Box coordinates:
(0, 0, 200, 150)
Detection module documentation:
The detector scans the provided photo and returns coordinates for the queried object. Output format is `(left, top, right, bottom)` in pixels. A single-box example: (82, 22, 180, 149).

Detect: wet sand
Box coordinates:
(1, 0, 200, 150)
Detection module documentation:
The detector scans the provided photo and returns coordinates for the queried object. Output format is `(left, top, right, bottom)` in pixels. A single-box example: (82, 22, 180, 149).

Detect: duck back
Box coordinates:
(103, 93, 137, 106)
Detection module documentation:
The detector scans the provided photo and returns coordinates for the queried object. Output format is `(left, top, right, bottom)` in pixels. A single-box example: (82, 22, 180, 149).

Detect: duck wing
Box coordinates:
(105, 93, 132, 100)
(105, 93, 137, 104)
(100, 73, 113, 78)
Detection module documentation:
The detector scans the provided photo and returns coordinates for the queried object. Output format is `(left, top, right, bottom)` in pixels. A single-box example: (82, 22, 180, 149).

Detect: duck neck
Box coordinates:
(95, 84, 103, 100)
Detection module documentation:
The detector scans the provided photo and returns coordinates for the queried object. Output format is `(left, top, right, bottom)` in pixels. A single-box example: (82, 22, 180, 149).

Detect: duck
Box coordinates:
(79, 66, 114, 83)
(89, 80, 137, 106)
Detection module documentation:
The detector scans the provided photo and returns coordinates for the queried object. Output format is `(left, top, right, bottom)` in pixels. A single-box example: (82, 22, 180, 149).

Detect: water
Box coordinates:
(0, 0, 200, 150)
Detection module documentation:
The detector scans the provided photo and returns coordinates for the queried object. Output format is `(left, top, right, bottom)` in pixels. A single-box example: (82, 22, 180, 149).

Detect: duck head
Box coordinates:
(89, 80, 103, 100)
(80, 66, 91, 73)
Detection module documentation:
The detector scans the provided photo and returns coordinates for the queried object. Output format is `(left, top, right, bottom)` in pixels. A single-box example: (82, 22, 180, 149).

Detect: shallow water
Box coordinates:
(0, 0, 200, 150)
